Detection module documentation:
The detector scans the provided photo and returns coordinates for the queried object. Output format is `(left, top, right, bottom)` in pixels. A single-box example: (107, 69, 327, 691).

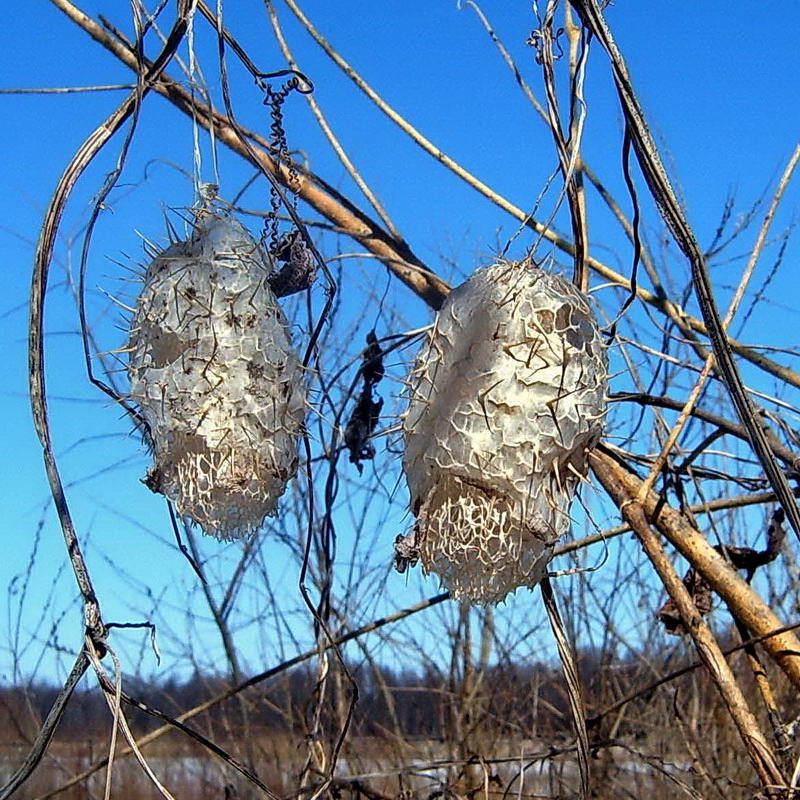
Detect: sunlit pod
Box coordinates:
(399, 262, 608, 603)
(128, 213, 305, 539)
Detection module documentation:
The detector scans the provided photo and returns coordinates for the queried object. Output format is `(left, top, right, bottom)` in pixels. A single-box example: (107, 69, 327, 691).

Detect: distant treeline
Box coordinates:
(0, 645, 757, 745)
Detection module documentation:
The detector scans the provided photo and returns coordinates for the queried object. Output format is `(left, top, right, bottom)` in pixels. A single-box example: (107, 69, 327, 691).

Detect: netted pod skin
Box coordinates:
(128, 214, 305, 539)
(401, 262, 608, 603)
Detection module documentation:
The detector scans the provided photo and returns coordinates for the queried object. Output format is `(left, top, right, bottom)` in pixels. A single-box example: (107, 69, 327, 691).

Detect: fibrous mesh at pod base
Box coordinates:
(398, 261, 608, 604)
(127, 212, 306, 539)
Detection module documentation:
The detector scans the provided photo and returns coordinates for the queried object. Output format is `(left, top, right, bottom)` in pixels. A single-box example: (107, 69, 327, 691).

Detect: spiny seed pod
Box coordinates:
(398, 262, 608, 604)
(127, 213, 305, 539)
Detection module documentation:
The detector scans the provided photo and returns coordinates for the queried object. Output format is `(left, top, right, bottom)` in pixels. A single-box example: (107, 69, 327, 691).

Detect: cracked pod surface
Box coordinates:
(400, 262, 608, 603)
(127, 214, 305, 539)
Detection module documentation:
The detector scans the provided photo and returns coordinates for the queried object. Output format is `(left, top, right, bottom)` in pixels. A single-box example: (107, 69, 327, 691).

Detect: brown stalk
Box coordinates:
(591, 452, 786, 791)
(541, 577, 590, 799)
(589, 449, 800, 690)
(50, 0, 449, 310)
(565, 3, 590, 293)
(536, 3, 590, 292)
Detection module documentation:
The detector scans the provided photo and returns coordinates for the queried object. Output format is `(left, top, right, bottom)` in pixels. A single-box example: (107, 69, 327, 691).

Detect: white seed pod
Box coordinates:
(400, 262, 608, 603)
(127, 213, 305, 539)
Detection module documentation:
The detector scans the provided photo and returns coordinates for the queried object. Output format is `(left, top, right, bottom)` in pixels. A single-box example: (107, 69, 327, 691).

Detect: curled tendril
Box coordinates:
(527, 26, 565, 65)
(255, 67, 314, 95)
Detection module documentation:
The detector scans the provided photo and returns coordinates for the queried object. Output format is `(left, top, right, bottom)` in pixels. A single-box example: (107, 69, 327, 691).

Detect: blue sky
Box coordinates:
(2, 1, 799, 683)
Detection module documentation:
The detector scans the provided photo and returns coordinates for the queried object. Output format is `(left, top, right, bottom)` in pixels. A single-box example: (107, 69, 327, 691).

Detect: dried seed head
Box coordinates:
(127, 213, 305, 539)
(401, 262, 608, 603)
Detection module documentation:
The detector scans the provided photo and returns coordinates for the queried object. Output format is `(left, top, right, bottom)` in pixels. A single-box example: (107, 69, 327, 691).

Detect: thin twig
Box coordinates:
(0, 652, 89, 800)
(588, 619, 800, 728)
(0, 84, 136, 93)
(637, 143, 800, 499)
(541, 577, 590, 799)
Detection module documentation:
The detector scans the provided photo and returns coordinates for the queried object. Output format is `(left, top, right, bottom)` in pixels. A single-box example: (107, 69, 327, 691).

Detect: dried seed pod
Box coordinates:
(399, 262, 608, 603)
(127, 213, 305, 539)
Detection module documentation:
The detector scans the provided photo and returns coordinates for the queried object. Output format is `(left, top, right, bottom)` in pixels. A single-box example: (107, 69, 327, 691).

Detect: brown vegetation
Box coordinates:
(6, 1, 800, 799)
